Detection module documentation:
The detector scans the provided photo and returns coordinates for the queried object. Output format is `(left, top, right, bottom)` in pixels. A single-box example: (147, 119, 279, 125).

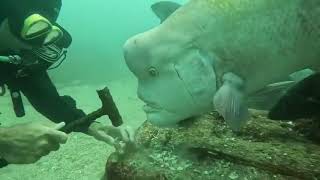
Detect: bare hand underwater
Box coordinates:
(0, 122, 67, 164)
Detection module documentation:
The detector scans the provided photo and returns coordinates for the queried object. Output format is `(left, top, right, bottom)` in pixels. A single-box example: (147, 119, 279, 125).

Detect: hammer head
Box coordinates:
(97, 87, 123, 127)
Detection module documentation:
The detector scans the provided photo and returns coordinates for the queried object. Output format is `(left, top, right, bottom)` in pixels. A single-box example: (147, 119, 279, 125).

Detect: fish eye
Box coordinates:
(148, 67, 158, 77)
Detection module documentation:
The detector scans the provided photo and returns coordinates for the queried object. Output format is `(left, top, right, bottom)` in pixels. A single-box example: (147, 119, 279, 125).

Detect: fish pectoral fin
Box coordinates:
(213, 73, 249, 131)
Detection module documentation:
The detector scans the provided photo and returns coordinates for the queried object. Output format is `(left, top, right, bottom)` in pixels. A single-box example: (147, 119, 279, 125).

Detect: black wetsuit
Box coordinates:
(0, 0, 88, 132)
(0, 64, 88, 131)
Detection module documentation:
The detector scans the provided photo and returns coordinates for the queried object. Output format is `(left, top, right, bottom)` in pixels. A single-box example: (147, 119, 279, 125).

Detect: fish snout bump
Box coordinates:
(123, 33, 152, 66)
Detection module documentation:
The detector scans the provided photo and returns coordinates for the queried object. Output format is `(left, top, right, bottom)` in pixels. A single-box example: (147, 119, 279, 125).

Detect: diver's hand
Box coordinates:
(0, 122, 68, 164)
(88, 122, 135, 153)
(0, 19, 32, 51)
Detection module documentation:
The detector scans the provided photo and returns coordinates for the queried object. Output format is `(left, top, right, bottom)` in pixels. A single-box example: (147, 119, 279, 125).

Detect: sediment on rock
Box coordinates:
(104, 110, 320, 180)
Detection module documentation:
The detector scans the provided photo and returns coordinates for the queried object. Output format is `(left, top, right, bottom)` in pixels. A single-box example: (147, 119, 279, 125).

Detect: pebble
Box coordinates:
(229, 172, 239, 179)
(177, 167, 184, 171)
(266, 156, 272, 160)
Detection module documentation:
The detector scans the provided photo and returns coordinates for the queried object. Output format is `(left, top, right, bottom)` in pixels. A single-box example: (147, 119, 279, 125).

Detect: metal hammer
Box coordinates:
(62, 87, 123, 132)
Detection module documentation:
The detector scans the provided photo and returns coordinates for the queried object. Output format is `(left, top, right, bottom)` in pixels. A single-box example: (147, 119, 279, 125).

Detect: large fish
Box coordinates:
(124, 0, 320, 131)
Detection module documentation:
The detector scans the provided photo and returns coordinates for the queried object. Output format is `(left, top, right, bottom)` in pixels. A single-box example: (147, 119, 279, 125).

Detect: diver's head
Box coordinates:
(124, 29, 217, 127)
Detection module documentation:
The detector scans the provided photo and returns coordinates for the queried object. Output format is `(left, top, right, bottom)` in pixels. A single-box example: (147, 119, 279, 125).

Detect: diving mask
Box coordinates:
(21, 14, 63, 45)
(21, 14, 52, 40)
(43, 26, 63, 45)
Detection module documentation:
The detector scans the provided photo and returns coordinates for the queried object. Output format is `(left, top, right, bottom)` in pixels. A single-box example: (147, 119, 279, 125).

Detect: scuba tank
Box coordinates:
(0, 57, 25, 117)
(10, 88, 25, 117)
(0, 84, 5, 96)
(0, 82, 25, 118)
(0, 158, 8, 168)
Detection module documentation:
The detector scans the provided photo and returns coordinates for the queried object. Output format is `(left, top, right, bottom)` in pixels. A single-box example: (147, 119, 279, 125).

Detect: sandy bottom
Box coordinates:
(0, 77, 146, 180)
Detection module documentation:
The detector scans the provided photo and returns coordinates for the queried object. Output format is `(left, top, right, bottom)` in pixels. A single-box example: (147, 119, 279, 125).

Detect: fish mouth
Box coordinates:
(138, 94, 163, 112)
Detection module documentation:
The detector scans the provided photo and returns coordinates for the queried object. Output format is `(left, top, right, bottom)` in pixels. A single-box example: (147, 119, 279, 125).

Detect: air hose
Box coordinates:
(0, 55, 22, 64)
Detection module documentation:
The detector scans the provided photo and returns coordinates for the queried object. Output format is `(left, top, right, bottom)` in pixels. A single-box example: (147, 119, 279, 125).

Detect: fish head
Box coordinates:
(123, 26, 217, 127)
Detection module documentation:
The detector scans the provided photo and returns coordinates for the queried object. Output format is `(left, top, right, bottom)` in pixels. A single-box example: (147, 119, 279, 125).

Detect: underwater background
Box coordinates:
(0, 0, 187, 179)
(2, 0, 319, 179)
(51, 0, 188, 85)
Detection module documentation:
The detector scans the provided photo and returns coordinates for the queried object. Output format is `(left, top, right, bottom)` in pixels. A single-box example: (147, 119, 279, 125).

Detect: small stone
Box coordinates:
(177, 167, 184, 171)
(172, 159, 178, 164)
(193, 169, 201, 173)
(287, 121, 294, 125)
(228, 172, 239, 179)
(266, 156, 272, 160)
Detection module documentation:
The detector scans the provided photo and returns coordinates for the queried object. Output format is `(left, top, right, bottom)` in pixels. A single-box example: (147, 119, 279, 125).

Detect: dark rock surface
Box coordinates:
(104, 110, 320, 180)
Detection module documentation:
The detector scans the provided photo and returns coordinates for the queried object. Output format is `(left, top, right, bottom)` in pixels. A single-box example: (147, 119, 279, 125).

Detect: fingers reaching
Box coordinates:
(94, 130, 116, 145)
(54, 122, 66, 130)
(47, 122, 68, 144)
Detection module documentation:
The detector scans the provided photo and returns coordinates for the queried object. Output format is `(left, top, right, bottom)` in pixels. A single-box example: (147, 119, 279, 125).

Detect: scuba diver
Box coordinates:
(0, 0, 134, 167)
